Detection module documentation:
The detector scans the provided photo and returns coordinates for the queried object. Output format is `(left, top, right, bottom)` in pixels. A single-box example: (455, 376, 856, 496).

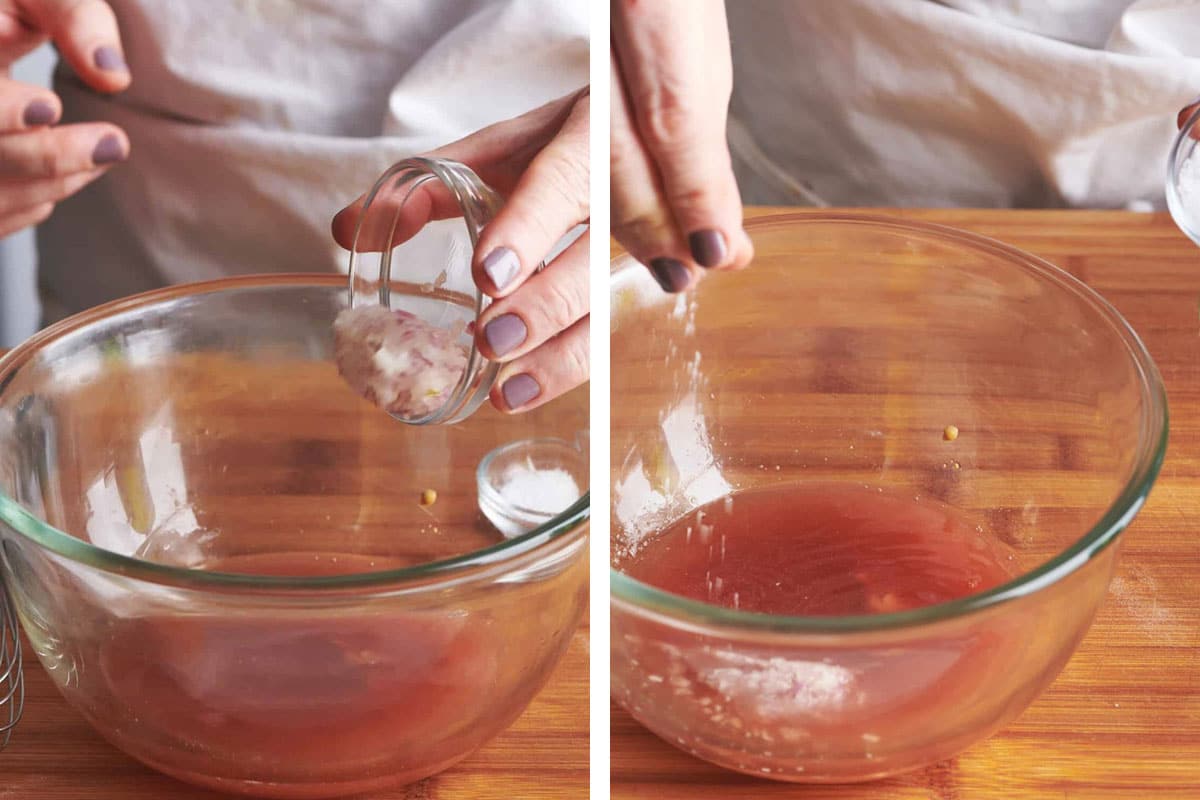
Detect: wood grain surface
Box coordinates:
(611, 209, 1200, 799)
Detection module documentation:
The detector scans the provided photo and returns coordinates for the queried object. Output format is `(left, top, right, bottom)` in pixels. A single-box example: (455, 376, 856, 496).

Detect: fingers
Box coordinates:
(476, 229, 588, 362)
(20, 0, 130, 93)
(0, 167, 110, 239)
(435, 88, 588, 194)
(1179, 100, 1200, 139)
(0, 77, 60, 132)
(332, 88, 590, 302)
(0, 166, 106, 214)
(331, 180, 460, 252)
(0, 121, 127, 178)
(331, 91, 587, 252)
(470, 90, 589, 297)
(330, 199, 361, 250)
(491, 315, 589, 414)
(0, 199, 53, 239)
(610, 50, 697, 293)
(480, 231, 589, 414)
(612, 0, 751, 271)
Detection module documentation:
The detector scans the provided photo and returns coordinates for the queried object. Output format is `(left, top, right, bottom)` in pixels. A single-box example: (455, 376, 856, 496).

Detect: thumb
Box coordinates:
(20, 0, 130, 93)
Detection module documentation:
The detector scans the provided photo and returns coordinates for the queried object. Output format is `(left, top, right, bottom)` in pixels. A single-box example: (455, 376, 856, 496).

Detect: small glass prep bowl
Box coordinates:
(1167, 104, 1200, 245)
(347, 157, 512, 426)
(478, 435, 589, 539)
(610, 213, 1166, 782)
(0, 275, 589, 799)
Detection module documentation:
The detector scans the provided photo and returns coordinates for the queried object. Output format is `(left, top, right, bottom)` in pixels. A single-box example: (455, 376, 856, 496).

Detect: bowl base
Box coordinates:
(624, 702, 1017, 785)
(128, 750, 473, 799)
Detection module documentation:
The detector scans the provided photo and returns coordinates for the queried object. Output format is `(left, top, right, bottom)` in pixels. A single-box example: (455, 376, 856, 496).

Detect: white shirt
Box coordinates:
(726, 0, 1200, 209)
(38, 0, 588, 319)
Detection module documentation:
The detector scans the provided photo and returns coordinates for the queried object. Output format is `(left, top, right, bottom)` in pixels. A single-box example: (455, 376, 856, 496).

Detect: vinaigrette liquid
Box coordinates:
(89, 552, 499, 797)
(624, 483, 1019, 615)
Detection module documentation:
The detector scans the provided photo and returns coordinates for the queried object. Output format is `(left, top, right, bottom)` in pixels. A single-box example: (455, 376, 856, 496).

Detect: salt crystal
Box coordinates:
(498, 464, 580, 515)
(484, 462, 582, 539)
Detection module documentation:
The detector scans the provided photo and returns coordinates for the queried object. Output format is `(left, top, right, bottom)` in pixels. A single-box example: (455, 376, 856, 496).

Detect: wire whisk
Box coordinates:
(1, 573, 23, 752)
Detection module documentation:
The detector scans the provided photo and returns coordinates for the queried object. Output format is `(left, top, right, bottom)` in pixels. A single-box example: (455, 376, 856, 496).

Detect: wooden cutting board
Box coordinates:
(611, 208, 1200, 799)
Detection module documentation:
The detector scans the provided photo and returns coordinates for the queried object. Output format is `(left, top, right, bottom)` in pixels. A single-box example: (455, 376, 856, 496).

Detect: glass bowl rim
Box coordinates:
(609, 212, 1168, 634)
(0, 273, 590, 593)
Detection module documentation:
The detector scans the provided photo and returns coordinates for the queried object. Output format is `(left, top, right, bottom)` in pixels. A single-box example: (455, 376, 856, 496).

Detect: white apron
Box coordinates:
(727, 0, 1200, 208)
(38, 0, 588, 319)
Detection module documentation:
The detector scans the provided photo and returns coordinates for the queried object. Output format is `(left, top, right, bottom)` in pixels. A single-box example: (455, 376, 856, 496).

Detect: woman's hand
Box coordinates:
(333, 88, 590, 414)
(0, 0, 130, 238)
(611, 0, 752, 293)
(1180, 99, 1200, 133)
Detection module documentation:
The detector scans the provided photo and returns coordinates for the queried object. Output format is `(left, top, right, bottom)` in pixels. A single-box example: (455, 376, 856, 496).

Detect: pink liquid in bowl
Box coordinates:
(623, 484, 1020, 616)
(615, 484, 1032, 779)
(83, 553, 503, 798)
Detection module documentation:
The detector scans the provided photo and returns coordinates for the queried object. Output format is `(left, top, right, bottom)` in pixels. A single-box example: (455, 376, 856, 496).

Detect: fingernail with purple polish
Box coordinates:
(23, 100, 56, 127)
(688, 229, 727, 268)
(482, 246, 520, 291)
(484, 313, 527, 357)
(649, 258, 690, 293)
(92, 134, 126, 165)
(502, 373, 540, 410)
(94, 46, 127, 72)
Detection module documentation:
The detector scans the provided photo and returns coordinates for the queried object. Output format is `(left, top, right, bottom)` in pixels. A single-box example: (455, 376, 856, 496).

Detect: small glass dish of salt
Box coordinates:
(1167, 106, 1200, 245)
(477, 434, 588, 539)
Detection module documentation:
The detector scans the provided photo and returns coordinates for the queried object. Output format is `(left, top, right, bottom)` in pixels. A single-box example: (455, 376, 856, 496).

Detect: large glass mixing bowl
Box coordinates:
(610, 213, 1166, 782)
(0, 275, 589, 799)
